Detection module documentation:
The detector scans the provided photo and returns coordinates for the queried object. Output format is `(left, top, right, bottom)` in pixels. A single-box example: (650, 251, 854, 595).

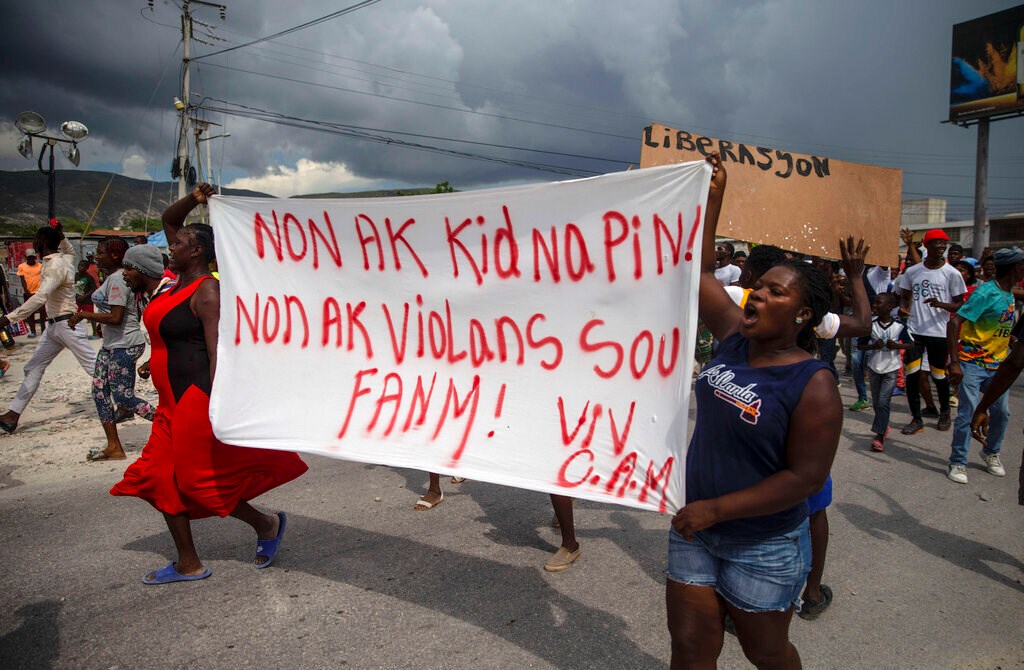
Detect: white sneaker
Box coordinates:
(982, 453, 1006, 477)
(947, 464, 968, 484)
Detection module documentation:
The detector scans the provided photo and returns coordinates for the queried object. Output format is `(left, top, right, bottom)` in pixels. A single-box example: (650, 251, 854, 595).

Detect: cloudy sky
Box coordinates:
(1, 0, 1022, 220)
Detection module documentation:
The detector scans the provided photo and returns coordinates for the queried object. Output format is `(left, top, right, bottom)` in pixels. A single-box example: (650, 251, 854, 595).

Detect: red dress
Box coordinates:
(111, 276, 307, 519)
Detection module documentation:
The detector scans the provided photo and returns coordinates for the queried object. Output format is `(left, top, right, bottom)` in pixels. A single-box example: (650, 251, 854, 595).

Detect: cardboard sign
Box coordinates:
(208, 161, 711, 513)
(640, 124, 902, 264)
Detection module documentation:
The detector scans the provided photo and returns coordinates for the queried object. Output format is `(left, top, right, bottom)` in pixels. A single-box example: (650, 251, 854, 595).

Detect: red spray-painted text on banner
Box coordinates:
(209, 161, 710, 513)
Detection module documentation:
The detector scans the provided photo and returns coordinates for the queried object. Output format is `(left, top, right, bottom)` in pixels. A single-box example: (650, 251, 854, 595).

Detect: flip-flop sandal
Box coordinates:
(414, 493, 444, 510)
(142, 562, 212, 585)
(450, 476, 466, 484)
(798, 584, 833, 620)
(87, 448, 126, 462)
(255, 512, 287, 569)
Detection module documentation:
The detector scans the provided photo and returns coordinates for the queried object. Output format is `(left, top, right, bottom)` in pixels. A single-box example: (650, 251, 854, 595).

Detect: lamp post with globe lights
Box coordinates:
(14, 111, 89, 222)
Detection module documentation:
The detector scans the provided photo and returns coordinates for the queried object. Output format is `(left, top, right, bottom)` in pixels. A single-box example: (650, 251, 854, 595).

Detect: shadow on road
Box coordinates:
(121, 514, 664, 669)
(0, 600, 62, 668)
(835, 486, 1024, 594)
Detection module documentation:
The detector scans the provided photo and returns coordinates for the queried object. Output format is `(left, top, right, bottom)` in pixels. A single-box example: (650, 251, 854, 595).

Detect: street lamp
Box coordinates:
(14, 111, 89, 222)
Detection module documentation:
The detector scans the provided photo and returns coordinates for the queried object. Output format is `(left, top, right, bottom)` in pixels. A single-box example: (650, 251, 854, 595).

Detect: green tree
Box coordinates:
(60, 218, 87, 233)
(434, 181, 454, 193)
(126, 217, 161, 232)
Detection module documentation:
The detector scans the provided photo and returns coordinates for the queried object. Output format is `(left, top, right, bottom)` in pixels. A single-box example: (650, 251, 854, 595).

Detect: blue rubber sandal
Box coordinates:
(142, 562, 212, 585)
(255, 511, 287, 569)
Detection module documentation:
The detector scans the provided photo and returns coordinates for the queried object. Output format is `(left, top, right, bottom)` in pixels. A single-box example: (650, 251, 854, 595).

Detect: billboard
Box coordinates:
(949, 4, 1024, 122)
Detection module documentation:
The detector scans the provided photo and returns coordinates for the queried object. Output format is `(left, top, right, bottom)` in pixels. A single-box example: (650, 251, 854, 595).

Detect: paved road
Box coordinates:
(1, 360, 1022, 669)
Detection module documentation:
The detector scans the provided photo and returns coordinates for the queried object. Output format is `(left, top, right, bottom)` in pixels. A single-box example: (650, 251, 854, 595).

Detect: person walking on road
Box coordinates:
(109, 183, 308, 584)
(897, 228, 965, 435)
(0, 222, 97, 434)
(17, 248, 46, 337)
(945, 247, 1024, 484)
(69, 238, 157, 462)
(667, 154, 841, 669)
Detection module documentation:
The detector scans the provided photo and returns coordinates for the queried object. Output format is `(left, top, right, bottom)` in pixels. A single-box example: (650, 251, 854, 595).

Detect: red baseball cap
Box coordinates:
(922, 229, 949, 244)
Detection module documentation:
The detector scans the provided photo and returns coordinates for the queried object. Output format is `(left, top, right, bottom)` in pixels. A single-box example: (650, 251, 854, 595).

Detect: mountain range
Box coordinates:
(0, 170, 438, 234)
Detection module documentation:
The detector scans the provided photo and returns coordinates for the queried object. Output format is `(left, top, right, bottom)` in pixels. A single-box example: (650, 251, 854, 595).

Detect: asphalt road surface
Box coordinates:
(1, 356, 1022, 669)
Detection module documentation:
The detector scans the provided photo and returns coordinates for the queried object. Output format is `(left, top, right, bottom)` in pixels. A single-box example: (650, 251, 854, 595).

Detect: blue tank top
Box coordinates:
(686, 332, 831, 539)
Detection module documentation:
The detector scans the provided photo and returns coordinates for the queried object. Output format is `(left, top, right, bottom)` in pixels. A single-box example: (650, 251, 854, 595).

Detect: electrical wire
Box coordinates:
(191, 0, 382, 61)
(192, 20, 1024, 167)
(196, 103, 598, 177)
(200, 97, 632, 165)
(197, 61, 636, 142)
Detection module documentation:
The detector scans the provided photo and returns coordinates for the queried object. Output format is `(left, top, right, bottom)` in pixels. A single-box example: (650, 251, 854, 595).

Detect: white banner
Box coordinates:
(209, 161, 710, 513)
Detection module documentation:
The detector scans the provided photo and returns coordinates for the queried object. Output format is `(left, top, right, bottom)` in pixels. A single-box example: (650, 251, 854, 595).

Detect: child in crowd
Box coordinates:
(858, 293, 914, 451)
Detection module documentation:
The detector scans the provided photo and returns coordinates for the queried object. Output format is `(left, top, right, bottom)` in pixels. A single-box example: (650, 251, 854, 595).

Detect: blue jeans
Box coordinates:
(851, 348, 868, 402)
(949, 363, 1009, 465)
(869, 369, 898, 435)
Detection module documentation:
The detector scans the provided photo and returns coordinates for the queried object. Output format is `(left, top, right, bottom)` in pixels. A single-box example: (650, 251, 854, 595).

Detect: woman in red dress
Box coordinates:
(112, 183, 308, 585)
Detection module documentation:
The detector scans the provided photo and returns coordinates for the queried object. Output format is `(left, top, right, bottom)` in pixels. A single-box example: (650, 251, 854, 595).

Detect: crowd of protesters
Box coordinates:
(1, 160, 1021, 668)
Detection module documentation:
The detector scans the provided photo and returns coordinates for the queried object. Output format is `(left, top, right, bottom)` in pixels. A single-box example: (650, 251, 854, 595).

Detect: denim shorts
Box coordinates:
(807, 474, 833, 515)
(666, 519, 811, 612)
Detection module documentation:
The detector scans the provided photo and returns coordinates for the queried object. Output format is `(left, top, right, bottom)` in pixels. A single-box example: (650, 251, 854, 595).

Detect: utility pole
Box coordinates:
(176, 3, 192, 201)
(173, 0, 226, 201)
(972, 118, 989, 253)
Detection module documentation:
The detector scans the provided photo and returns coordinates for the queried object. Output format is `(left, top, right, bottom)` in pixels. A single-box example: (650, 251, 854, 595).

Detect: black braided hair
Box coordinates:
(101, 237, 129, 263)
(779, 260, 833, 354)
(744, 245, 788, 283)
(187, 223, 216, 263)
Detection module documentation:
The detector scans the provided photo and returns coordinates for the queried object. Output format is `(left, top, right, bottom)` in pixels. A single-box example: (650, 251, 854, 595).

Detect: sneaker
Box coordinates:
(892, 387, 905, 396)
(982, 453, 1006, 477)
(936, 411, 951, 431)
(901, 418, 924, 435)
(871, 434, 885, 452)
(849, 399, 870, 412)
(947, 464, 968, 484)
(26, 333, 37, 338)
(921, 406, 939, 419)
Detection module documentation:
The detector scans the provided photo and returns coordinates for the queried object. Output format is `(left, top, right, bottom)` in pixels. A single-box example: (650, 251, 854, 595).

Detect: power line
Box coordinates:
(163, 5, 1024, 173)
(197, 61, 637, 142)
(200, 97, 633, 166)
(192, 0, 382, 61)
(198, 103, 598, 177)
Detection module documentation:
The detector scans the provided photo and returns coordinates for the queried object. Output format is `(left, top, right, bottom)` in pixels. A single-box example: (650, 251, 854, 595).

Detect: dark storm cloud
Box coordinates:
(1, 0, 1021, 210)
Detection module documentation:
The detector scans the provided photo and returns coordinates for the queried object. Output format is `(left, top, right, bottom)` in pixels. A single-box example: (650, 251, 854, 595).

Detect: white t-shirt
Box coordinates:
(726, 286, 841, 339)
(896, 263, 967, 337)
(866, 266, 894, 295)
(714, 264, 741, 286)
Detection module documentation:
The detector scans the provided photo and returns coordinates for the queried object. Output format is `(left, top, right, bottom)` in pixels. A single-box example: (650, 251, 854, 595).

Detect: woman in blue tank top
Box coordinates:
(666, 154, 842, 669)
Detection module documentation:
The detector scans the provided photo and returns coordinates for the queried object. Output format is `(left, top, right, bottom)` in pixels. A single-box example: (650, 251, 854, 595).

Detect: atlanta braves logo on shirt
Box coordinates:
(698, 364, 762, 425)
